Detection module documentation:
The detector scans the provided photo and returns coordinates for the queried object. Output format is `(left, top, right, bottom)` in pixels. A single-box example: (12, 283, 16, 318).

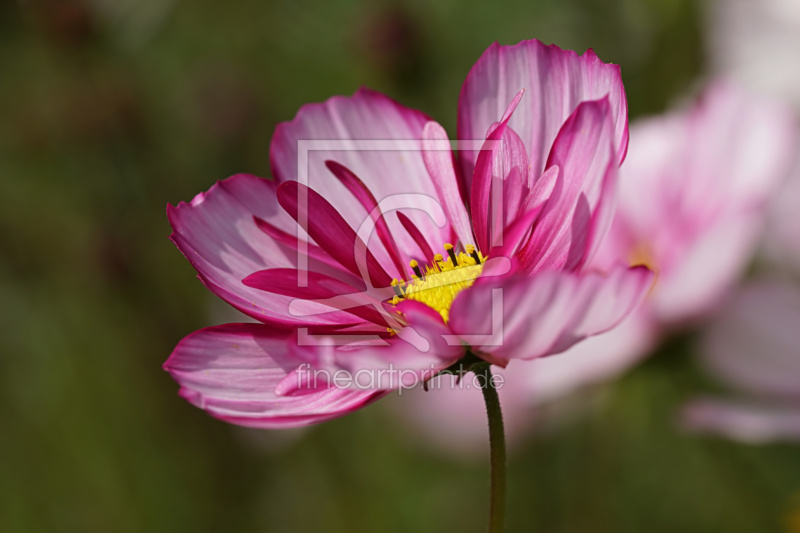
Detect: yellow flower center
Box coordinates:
(391, 243, 486, 323)
(629, 241, 659, 296)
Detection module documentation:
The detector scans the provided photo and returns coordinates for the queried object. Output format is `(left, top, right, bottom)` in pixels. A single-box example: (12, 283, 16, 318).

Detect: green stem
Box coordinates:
(474, 360, 507, 533)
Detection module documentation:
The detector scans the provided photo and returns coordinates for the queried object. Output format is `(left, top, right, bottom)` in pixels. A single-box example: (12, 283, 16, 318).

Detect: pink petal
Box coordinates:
(520, 98, 618, 273)
(421, 121, 474, 247)
(269, 88, 453, 262)
(458, 40, 628, 193)
(581, 157, 619, 269)
(289, 300, 464, 390)
(764, 155, 800, 270)
(651, 213, 761, 323)
(683, 398, 800, 444)
(396, 211, 435, 263)
(523, 311, 656, 401)
(448, 264, 654, 365)
(324, 160, 409, 279)
(699, 280, 800, 398)
(164, 323, 385, 428)
(686, 82, 797, 206)
(486, 204, 544, 261)
(485, 165, 559, 261)
(252, 215, 361, 283)
(277, 181, 393, 289)
(168, 174, 354, 327)
(243, 268, 392, 327)
(470, 105, 531, 251)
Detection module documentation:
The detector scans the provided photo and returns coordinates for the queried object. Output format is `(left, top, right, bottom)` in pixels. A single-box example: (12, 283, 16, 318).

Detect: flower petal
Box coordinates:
(458, 40, 628, 193)
(168, 174, 354, 327)
(164, 324, 385, 428)
(520, 98, 618, 273)
(252, 215, 360, 283)
(686, 82, 797, 206)
(270, 88, 452, 261)
(324, 160, 409, 279)
(421, 121, 474, 247)
(486, 165, 560, 261)
(448, 264, 653, 365)
(289, 300, 464, 390)
(396, 211, 435, 263)
(651, 213, 761, 323)
(277, 181, 393, 288)
(470, 104, 531, 251)
(683, 398, 800, 444)
(522, 311, 655, 401)
(243, 268, 393, 327)
(699, 280, 800, 398)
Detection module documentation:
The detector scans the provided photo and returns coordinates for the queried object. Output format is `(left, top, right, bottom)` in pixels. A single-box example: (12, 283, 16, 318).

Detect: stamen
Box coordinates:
(466, 244, 482, 264)
(390, 278, 404, 297)
(444, 243, 458, 265)
(390, 244, 486, 322)
(410, 259, 424, 279)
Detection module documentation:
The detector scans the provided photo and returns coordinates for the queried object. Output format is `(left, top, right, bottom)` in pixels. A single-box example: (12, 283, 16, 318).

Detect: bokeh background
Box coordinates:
(2, 0, 799, 531)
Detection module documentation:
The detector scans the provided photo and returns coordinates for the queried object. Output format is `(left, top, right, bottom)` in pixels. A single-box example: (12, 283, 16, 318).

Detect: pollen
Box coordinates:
(391, 243, 486, 322)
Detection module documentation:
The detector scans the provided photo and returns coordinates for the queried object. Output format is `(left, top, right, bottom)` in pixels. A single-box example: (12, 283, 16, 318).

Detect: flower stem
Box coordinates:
(473, 360, 506, 533)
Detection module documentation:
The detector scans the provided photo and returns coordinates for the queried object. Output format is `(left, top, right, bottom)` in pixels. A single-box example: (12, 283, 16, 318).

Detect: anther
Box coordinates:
(391, 278, 404, 297)
(444, 243, 458, 265)
(466, 244, 482, 264)
(410, 259, 424, 279)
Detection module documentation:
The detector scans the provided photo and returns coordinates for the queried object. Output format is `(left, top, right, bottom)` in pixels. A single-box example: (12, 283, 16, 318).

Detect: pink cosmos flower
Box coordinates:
(683, 279, 800, 443)
(396, 81, 797, 452)
(164, 39, 654, 428)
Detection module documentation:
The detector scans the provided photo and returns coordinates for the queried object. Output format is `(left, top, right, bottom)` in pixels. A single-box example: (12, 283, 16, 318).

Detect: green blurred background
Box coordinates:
(2, 0, 798, 531)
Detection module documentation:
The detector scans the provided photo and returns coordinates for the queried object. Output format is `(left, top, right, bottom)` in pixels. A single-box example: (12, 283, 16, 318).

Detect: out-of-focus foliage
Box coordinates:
(1, 0, 797, 532)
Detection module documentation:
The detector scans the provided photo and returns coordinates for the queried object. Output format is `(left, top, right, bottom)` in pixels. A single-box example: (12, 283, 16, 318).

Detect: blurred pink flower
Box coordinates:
(164, 39, 653, 429)
(399, 81, 797, 452)
(684, 279, 800, 443)
(600, 82, 796, 325)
